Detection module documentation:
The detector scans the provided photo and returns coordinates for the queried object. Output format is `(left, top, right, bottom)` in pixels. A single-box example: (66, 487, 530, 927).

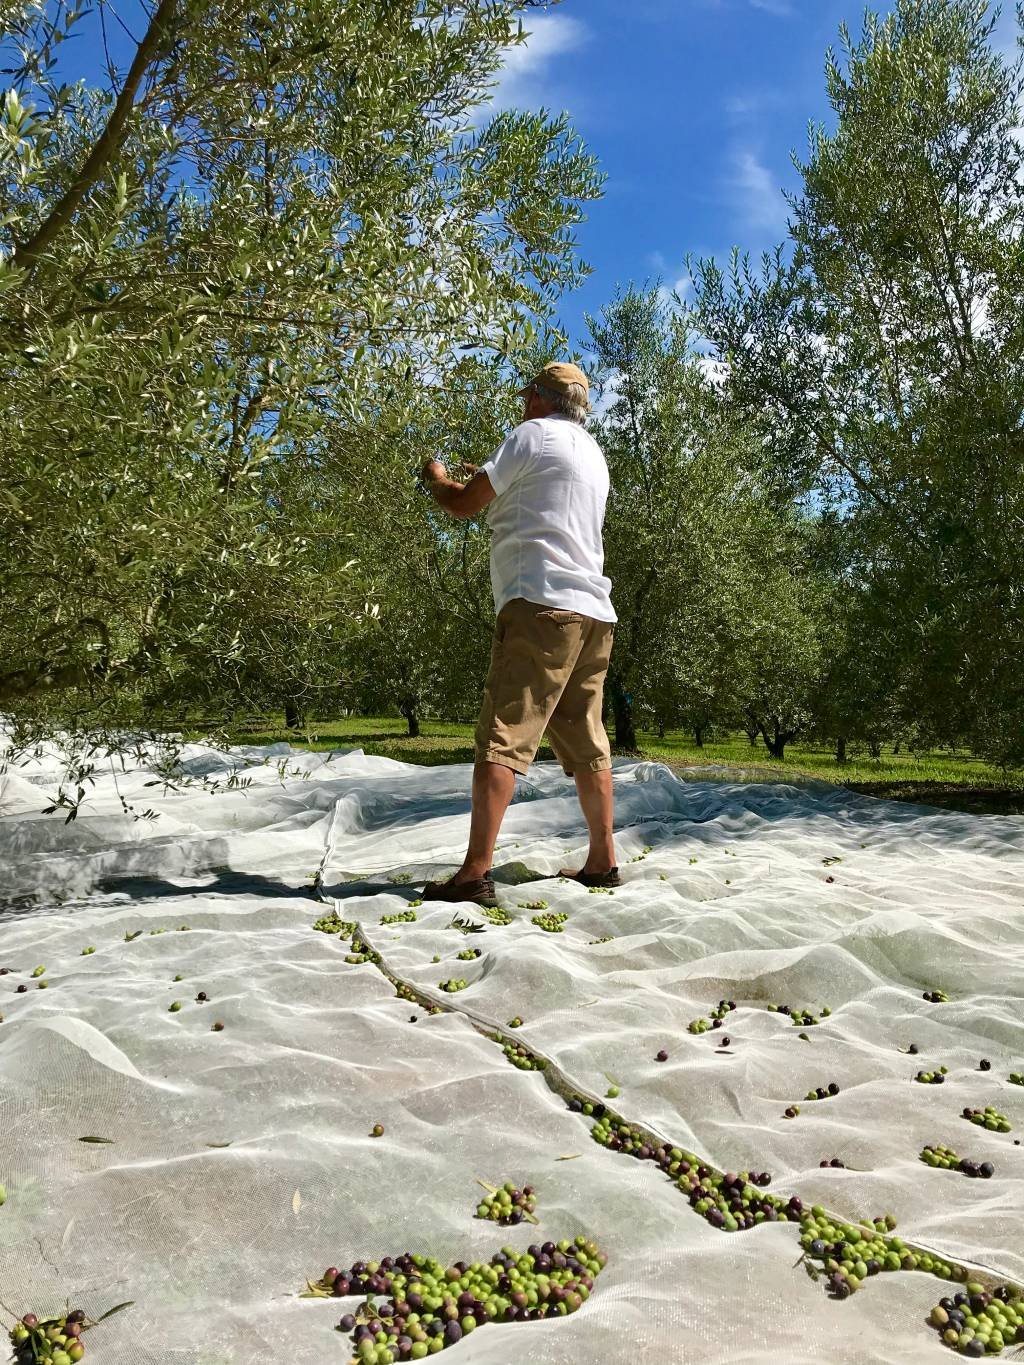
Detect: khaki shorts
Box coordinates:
(474, 598, 614, 777)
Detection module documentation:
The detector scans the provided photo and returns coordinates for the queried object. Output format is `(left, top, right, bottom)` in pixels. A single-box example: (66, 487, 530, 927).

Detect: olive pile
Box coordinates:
(345, 936, 379, 967)
(381, 910, 417, 925)
(688, 1000, 736, 1033)
(483, 907, 512, 926)
(923, 990, 950, 1003)
(768, 1003, 832, 1026)
(589, 1115, 783, 1229)
(456, 948, 481, 961)
(920, 1145, 994, 1179)
(1009, 1073, 1023, 1087)
(819, 1158, 846, 1168)
(799, 1209, 956, 1297)
(313, 912, 357, 938)
(517, 900, 548, 911)
(438, 980, 468, 993)
(475, 1182, 536, 1225)
(531, 912, 567, 933)
(928, 1286, 1024, 1356)
(915, 1069, 948, 1084)
(963, 1106, 1011, 1133)
(312, 1238, 607, 1362)
(804, 1083, 841, 1101)
(8, 1309, 88, 1362)
(501, 1038, 545, 1072)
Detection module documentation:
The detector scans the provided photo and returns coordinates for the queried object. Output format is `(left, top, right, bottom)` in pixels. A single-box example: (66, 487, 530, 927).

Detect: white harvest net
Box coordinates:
(0, 738, 1022, 1363)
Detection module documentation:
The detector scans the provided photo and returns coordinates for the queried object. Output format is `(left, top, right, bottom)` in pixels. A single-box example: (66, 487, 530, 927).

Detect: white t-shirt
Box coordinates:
(480, 414, 616, 623)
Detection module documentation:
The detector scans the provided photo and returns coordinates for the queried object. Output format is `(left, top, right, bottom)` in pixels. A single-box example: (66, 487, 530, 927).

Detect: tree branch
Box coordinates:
(11, 0, 178, 273)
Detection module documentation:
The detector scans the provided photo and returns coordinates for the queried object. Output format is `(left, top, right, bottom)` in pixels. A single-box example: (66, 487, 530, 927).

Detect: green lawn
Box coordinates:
(194, 715, 1024, 815)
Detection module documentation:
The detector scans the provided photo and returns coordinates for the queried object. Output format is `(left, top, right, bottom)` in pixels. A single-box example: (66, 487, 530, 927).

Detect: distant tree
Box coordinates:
(691, 0, 1024, 766)
(588, 286, 820, 759)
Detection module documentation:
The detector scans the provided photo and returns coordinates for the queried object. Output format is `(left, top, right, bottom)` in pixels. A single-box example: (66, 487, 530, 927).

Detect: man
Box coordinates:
(418, 362, 619, 907)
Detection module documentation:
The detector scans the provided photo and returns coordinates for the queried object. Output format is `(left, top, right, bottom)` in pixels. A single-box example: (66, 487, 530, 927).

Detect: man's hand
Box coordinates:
(420, 457, 446, 485)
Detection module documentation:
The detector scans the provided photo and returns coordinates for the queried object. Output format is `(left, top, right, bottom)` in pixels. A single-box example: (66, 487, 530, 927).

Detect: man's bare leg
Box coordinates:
(453, 761, 518, 882)
(573, 768, 617, 873)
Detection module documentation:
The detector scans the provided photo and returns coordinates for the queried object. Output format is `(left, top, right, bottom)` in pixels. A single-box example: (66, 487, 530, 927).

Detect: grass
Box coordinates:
(191, 715, 1024, 815)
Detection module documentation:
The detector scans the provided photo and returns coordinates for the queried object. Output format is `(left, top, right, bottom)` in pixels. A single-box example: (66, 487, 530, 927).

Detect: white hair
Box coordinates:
(534, 381, 589, 426)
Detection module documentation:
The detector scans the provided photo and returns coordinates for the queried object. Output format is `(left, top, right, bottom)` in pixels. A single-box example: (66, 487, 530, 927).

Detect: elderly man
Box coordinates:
(418, 362, 619, 907)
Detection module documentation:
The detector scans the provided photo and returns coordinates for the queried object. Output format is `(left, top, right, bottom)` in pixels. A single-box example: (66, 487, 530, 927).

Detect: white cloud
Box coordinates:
(656, 272, 693, 313)
(730, 148, 788, 232)
(749, 0, 794, 14)
(487, 14, 589, 113)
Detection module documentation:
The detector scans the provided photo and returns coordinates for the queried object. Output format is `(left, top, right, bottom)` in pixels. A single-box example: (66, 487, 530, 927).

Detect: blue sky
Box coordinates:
(489, 0, 1021, 350)
(47, 0, 1020, 357)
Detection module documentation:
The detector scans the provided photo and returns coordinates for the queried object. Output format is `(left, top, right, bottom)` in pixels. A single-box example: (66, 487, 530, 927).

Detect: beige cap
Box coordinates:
(518, 361, 590, 406)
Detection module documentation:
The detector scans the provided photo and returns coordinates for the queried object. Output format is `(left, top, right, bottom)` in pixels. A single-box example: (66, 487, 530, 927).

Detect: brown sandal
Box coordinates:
(557, 866, 621, 888)
(422, 875, 498, 907)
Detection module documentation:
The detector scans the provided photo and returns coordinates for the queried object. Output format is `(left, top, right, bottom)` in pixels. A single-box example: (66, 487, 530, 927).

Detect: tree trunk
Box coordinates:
(743, 714, 760, 747)
(609, 676, 637, 751)
(284, 699, 305, 730)
(400, 701, 420, 738)
(693, 724, 705, 748)
(867, 738, 882, 759)
(759, 723, 794, 761)
(656, 718, 666, 739)
(835, 735, 848, 765)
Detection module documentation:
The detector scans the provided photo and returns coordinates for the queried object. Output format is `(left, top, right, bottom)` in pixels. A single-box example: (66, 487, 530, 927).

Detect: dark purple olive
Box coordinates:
(16, 984, 27, 993)
(827, 1082, 839, 1096)
(542, 1241, 556, 1256)
(339, 1314, 356, 1331)
(656, 1050, 668, 1062)
(979, 1059, 991, 1071)
(567, 1098, 582, 1112)
(332, 1275, 350, 1296)
(444, 1321, 463, 1344)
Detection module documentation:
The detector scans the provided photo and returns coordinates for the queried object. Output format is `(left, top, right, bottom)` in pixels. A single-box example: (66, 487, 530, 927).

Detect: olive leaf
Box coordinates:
(95, 1301, 134, 1323)
(77, 1136, 114, 1143)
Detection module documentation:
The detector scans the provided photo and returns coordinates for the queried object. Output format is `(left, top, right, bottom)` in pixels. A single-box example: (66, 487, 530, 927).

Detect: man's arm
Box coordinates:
(420, 459, 496, 520)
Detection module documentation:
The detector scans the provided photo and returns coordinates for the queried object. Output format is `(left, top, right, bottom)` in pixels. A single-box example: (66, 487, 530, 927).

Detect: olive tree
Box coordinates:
(0, 0, 602, 729)
(692, 0, 1024, 765)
